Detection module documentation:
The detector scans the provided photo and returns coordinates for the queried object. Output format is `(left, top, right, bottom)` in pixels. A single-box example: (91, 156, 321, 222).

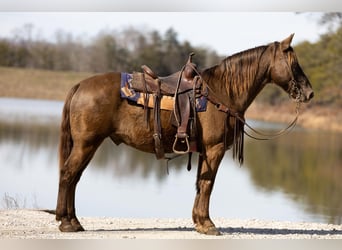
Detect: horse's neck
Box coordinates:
(205, 50, 270, 113)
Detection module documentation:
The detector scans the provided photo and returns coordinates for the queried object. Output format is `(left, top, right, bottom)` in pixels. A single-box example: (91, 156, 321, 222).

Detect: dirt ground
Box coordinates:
(1, 209, 342, 239)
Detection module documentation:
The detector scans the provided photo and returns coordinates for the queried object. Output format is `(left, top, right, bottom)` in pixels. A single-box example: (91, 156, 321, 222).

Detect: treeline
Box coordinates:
(0, 25, 220, 75)
(258, 14, 342, 108)
(1, 19, 341, 108)
(294, 25, 342, 107)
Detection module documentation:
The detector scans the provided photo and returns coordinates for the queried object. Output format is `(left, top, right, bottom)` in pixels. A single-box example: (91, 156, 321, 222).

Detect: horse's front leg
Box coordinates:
(192, 143, 225, 235)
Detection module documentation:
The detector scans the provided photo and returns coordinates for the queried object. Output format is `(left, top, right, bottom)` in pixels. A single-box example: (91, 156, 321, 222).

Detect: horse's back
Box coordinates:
(74, 72, 121, 101)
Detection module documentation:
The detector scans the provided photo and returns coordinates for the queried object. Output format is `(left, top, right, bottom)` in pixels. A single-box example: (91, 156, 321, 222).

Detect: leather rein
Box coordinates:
(165, 55, 301, 171)
(189, 63, 301, 141)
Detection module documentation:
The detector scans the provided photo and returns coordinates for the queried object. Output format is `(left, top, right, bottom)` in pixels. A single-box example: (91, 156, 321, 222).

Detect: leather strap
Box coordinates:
(153, 81, 165, 159)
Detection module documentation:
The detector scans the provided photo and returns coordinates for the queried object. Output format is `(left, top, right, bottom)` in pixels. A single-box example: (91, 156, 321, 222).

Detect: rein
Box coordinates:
(165, 53, 301, 167)
(205, 78, 301, 141)
(238, 102, 300, 141)
(189, 62, 301, 141)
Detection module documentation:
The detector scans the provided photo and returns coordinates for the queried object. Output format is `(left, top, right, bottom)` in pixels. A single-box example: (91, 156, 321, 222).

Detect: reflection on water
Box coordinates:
(245, 130, 342, 224)
(0, 98, 341, 224)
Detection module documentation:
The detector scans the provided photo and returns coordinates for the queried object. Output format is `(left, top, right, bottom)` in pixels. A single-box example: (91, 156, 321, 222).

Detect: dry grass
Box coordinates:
(0, 66, 340, 132)
(0, 66, 92, 101)
(246, 102, 342, 132)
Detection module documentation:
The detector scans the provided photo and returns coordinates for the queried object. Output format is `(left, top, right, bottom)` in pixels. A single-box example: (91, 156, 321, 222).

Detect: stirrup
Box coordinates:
(172, 135, 190, 154)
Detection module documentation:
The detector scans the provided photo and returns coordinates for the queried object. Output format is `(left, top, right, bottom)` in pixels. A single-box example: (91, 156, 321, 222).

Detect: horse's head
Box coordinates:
(269, 34, 314, 103)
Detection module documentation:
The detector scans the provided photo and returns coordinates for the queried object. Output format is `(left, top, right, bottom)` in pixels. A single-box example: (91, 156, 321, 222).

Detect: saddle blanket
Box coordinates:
(120, 72, 207, 112)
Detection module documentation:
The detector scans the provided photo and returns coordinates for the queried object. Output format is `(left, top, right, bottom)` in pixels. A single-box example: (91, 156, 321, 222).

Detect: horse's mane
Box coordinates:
(203, 45, 269, 98)
(201, 45, 271, 164)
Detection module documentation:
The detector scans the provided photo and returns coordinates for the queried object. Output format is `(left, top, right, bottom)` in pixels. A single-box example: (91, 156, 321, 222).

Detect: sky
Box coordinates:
(0, 12, 328, 55)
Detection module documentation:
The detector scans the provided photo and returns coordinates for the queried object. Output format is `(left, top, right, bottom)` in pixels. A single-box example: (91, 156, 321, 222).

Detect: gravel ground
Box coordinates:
(1, 209, 342, 239)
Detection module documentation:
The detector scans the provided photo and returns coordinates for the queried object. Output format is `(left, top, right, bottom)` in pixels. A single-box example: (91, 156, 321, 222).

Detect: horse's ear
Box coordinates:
(280, 33, 295, 51)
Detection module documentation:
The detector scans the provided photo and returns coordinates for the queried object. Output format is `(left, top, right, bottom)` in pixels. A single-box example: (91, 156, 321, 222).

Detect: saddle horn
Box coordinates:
(187, 52, 195, 64)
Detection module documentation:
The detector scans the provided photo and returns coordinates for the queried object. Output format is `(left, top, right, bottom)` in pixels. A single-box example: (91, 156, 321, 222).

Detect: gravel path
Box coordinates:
(1, 209, 342, 239)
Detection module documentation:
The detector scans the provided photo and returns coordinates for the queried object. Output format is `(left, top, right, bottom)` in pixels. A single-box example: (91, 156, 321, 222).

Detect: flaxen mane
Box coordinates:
(202, 45, 270, 164)
(204, 45, 268, 99)
(222, 46, 268, 96)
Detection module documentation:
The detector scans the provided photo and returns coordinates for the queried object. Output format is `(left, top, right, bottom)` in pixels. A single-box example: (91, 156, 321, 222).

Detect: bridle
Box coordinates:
(166, 53, 302, 169)
(289, 79, 302, 103)
(205, 81, 301, 141)
(243, 50, 302, 141)
(188, 51, 302, 142)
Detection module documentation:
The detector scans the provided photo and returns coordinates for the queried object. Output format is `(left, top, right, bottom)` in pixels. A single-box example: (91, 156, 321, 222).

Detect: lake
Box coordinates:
(0, 97, 341, 224)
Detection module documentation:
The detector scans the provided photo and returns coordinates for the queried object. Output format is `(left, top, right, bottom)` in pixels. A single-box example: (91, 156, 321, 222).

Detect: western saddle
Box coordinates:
(130, 53, 202, 160)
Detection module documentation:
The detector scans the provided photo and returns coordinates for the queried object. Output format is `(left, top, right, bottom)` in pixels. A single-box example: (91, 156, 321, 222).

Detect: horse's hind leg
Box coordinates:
(57, 139, 103, 232)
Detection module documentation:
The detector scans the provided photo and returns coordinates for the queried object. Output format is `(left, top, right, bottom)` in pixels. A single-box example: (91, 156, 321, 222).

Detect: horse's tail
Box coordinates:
(59, 83, 80, 170)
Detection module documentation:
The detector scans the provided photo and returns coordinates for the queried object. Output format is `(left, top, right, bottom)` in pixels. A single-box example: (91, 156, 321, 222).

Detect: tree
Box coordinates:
(319, 13, 342, 26)
(0, 24, 220, 77)
(0, 39, 13, 66)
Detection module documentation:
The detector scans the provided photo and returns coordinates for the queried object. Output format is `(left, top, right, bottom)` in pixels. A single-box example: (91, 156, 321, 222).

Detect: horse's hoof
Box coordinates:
(72, 224, 85, 232)
(59, 221, 77, 232)
(195, 225, 222, 236)
(206, 226, 222, 236)
(71, 218, 85, 232)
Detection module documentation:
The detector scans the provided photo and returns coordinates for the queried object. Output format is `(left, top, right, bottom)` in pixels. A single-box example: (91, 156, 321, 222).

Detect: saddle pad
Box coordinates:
(120, 72, 207, 112)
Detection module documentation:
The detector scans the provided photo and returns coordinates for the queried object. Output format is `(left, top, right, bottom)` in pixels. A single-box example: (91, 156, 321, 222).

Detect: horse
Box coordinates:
(56, 34, 314, 235)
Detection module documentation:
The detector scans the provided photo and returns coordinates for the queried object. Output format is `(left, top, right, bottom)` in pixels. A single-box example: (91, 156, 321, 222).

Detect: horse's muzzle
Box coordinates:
(303, 89, 314, 103)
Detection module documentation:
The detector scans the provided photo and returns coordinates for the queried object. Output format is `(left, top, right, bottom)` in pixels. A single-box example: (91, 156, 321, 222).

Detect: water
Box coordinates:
(0, 97, 341, 224)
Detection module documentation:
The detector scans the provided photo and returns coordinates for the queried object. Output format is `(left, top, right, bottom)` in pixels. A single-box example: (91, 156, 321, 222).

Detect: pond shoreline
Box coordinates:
(1, 209, 342, 239)
(1, 96, 340, 132)
(0, 66, 340, 132)
(246, 102, 341, 132)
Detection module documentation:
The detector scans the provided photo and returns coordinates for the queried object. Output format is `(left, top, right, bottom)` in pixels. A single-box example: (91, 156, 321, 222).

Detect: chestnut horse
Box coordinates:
(56, 34, 314, 235)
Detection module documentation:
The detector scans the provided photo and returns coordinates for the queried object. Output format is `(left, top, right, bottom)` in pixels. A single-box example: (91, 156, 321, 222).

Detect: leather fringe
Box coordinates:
(233, 116, 244, 165)
(226, 114, 245, 165)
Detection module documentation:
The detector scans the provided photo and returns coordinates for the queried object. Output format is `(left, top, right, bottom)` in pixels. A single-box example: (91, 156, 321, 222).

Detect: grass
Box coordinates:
(0, 66, 92, 101)
(0, 66, 340, 132)
(2, 193, 23, 209)
(1, 193, 39, 209)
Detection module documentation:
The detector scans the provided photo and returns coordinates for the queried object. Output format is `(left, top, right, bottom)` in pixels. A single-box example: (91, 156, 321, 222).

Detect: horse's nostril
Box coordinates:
(308, 91, 314, 100)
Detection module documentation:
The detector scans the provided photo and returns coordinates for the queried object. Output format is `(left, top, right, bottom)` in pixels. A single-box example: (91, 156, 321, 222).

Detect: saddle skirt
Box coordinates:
(120, 72, 207, 112)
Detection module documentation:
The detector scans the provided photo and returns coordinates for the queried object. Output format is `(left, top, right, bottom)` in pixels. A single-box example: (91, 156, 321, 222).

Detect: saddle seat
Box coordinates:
(141, 57, 198, 95)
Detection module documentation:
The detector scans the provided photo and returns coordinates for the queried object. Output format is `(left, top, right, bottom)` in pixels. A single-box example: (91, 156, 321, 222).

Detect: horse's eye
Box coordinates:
(282, 53, 289, 60)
